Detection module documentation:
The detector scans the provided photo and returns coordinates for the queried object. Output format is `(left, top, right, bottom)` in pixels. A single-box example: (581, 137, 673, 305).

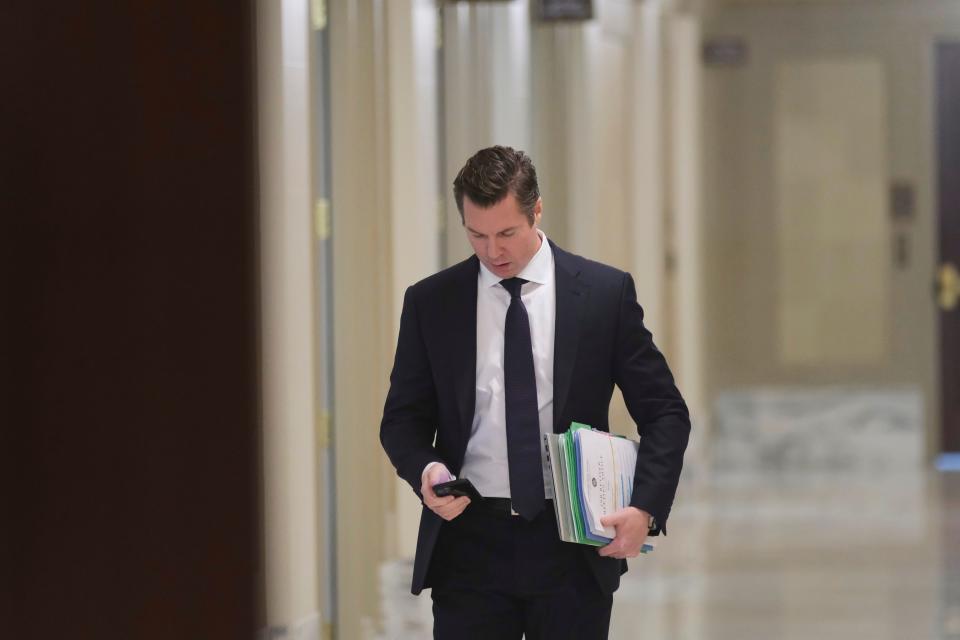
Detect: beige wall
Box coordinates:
(700, 0, 960, 456)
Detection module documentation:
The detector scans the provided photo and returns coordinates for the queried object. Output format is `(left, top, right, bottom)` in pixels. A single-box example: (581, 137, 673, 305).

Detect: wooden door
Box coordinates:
(2, 2, 263, 637)
(937, 42, 960, 453)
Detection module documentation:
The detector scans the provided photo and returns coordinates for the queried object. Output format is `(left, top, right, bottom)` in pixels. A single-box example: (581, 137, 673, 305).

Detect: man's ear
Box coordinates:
(533, 197, 543, 225)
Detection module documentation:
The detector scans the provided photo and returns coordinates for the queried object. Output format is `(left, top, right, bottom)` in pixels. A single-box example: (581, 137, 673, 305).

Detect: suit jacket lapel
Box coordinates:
(551, 242, 588, 432)
(451, 256, 479, 459)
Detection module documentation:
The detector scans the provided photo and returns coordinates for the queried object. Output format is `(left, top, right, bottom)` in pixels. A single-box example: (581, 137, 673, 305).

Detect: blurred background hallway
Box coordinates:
(5, 0, 960, 638)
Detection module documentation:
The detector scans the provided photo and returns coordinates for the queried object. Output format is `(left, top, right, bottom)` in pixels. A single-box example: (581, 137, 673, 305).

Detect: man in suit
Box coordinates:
(380, 146, 690, 639)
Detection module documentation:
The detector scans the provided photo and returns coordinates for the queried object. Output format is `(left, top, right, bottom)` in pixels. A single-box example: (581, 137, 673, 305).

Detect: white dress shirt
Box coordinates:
(460, 230, 556, 499)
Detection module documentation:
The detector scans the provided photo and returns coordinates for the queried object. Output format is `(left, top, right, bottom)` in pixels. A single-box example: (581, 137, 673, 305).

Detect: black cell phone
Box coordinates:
(433, 478, 482, 502)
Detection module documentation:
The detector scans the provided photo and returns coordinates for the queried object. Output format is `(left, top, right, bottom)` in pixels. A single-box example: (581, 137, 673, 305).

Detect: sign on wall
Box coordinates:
(536, 0, 593, 21)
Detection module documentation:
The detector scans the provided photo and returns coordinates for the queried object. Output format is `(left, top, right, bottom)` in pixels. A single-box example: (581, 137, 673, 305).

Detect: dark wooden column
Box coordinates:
(2, 3, 263, 638)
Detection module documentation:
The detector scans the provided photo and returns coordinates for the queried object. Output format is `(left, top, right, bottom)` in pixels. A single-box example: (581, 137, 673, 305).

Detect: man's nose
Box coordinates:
(487, 238, 500, 258)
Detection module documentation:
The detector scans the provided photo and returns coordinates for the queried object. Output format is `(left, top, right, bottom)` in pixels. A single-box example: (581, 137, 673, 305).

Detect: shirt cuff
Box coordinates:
(422, 461, 454, 484)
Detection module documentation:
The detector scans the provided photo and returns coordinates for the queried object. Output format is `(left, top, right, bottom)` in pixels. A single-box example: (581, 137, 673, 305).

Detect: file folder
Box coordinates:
(544, 422, 655, 553)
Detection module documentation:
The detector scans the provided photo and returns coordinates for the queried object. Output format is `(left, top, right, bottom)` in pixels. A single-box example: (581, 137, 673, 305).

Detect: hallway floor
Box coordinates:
(380, 470, 960, 639)
(608, 470, 959, 640)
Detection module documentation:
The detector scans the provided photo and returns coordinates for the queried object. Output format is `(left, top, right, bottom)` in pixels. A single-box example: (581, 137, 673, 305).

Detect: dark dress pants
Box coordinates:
(427, 501, 613, 640)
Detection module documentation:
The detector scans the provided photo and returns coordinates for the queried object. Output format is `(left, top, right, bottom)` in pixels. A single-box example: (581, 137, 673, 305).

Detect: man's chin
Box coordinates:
(488, 262, 515, 278)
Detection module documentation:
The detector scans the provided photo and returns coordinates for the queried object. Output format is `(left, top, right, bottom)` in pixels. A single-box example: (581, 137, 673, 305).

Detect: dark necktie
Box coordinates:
(500, 277, 545, 521)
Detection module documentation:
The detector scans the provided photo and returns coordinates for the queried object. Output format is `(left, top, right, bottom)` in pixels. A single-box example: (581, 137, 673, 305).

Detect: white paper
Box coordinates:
(576, 429, 639, 539)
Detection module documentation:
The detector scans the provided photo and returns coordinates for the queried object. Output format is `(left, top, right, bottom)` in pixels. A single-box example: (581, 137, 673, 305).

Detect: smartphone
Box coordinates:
(433, 477, 482, 502)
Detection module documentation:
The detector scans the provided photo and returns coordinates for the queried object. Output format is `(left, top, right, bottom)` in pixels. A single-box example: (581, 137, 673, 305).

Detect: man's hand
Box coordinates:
(597, 506, 651, 559)
(421, 463, 471, 521)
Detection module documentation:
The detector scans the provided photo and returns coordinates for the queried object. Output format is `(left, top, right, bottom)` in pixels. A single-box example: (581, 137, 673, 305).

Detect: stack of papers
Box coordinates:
(544, 422, 656, 553)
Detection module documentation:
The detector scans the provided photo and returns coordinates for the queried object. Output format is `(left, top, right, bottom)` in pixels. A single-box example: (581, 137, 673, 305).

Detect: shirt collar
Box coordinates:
(479, 229, 553, 289)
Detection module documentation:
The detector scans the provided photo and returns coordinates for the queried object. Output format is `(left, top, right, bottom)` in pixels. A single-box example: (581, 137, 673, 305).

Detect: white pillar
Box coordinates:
(257, 0, 321, 635)
(329, 1, 398, 636)
(566, 26, 601, 259)
(669, 12, 709, 457)
(385, 0, 442, 559)
(629, 0, 668, 341)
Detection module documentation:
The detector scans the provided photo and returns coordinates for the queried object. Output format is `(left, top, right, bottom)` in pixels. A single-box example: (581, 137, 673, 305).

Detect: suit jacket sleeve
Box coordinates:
(613, 272, 691, 533)
(380, 286, 443, 496)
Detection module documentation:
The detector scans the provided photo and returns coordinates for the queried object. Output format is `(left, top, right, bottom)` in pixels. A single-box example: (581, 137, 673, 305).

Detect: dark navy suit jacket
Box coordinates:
(380, 241, 690, 595)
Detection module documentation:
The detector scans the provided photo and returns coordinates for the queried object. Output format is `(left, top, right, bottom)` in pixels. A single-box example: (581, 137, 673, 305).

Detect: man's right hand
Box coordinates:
(421, 463, 471, 521)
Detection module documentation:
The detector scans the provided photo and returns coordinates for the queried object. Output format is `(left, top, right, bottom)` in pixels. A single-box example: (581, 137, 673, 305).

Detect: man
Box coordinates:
(380, 146, 689, 639)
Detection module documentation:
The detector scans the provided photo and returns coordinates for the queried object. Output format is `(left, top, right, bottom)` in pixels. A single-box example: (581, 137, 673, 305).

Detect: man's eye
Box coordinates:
(501, 232, 514, 238)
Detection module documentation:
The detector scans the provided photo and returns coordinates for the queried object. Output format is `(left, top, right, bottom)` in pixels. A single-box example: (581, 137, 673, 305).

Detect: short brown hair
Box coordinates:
(453, 146, 540, 225)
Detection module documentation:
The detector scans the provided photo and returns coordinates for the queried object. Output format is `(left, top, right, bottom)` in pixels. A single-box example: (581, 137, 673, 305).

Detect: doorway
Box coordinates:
(936, 41, 960, 454)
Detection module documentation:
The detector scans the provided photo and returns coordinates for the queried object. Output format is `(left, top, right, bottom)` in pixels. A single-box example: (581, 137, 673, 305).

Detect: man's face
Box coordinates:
(463, 193, 543, 279)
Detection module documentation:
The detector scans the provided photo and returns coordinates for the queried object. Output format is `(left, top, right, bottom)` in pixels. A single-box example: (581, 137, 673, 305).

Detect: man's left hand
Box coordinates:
(597, 507, 650, 559)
